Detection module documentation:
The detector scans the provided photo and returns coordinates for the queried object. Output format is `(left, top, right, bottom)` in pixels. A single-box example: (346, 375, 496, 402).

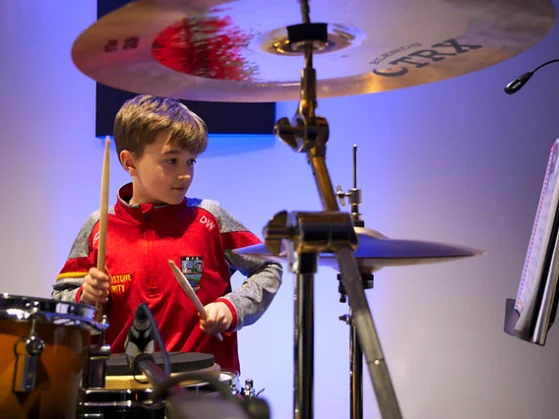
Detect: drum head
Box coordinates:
(106, 352, 215, 376)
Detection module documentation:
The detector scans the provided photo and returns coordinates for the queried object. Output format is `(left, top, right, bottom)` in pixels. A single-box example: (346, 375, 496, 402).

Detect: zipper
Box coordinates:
(143, 212, 159, 295)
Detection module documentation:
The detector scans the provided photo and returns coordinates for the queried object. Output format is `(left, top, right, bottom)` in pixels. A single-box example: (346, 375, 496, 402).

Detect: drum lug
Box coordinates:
(242, 379, 264, 399)
(12, 318, 44, 392)
(227, 378, 240, 396)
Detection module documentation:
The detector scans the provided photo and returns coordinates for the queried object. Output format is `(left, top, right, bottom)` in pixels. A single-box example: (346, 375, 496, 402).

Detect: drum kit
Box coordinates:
(0, 295, 265, 418)
(1, 0, 557, 418)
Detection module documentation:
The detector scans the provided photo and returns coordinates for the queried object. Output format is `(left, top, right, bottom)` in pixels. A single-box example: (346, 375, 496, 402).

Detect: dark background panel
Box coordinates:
(95, 0, 276, 137)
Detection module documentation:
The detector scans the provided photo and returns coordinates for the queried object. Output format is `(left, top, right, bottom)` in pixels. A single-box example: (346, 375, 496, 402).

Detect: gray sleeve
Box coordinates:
(51, 210, 104, 302)
(52, 278, 84, 302)
(221, 252, 283, 331)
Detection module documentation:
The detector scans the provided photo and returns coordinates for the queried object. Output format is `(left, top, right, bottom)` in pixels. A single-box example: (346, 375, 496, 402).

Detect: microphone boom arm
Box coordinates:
(505, 58, 559, 94)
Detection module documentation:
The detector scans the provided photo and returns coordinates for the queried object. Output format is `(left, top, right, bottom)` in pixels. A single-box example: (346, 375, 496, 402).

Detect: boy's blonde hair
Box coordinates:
(114, 95, 208, 159)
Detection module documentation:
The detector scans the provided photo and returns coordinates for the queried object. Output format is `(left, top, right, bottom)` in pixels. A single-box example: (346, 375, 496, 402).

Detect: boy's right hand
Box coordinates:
(81, 267, 110, 305)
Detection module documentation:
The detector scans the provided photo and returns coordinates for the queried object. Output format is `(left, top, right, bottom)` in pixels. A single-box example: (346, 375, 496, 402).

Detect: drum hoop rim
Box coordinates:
(0, 293, 105, 330)
(83, 371, 240, 402)
(81, 399, 162, 409)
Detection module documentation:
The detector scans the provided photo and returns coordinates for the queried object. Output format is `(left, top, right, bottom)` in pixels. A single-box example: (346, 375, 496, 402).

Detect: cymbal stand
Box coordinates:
(269, 2, 403, 418)
(264, 209, 359, 419)
(336, 145, 374, 419)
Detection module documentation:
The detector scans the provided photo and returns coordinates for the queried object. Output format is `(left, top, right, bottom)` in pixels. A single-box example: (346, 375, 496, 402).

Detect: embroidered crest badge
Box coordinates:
(181, 256, 203, 291)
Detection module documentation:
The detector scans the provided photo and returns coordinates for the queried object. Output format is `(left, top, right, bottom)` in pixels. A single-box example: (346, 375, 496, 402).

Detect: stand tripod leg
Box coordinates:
(350, 311, 363, 419)
(309, 153, 402, 418)
(336, 247, 401, 419)
(294, 253, 316, 419)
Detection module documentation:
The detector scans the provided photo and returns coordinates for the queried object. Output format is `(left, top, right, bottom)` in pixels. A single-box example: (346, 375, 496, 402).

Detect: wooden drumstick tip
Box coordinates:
(96, 135, 111, 303)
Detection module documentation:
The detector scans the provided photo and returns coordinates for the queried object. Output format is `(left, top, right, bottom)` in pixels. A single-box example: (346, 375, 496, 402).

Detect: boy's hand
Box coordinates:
(81, 267, 110, 305)
(199, 302, 232, 335)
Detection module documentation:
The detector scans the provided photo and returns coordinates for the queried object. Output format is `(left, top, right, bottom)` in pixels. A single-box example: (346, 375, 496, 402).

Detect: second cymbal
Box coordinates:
(71, 0, 556, 102)
(233, 227, 485, 273)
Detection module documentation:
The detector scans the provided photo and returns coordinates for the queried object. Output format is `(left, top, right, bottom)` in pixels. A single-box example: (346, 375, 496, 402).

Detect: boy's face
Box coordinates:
(122, 131, 198, 205)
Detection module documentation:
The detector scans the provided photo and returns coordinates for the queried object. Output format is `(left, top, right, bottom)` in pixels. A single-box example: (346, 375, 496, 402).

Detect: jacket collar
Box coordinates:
(114, 183, 187, 223)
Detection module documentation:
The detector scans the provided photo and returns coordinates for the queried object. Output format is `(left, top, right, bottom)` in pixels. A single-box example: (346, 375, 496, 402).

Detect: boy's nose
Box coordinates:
(177, 174, 191, 181)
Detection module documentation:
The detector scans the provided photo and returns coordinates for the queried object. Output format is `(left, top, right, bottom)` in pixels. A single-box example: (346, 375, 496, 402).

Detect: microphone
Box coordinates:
(122, 304, 267, 418)
(124, 303, 155, 365)
(241, 397, 271, 419)
(504, 59, 559, 95)
(150, 370, 270, 419)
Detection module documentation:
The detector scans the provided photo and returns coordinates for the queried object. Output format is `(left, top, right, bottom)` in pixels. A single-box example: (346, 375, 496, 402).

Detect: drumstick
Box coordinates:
(96, 137, 110, 316)
(168, 260, 223, 341)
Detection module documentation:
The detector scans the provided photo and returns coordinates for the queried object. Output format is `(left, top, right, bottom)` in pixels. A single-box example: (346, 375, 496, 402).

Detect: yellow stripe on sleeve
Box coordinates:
(56, 271, 88, 281)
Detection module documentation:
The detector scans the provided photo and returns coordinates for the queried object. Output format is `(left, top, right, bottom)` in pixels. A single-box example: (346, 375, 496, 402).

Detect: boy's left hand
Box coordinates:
(199, 302, 232, 336)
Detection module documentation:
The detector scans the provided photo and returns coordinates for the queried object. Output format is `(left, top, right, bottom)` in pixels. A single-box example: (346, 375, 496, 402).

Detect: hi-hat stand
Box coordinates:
(267, 2, 403, 419)
(336, 145, 375, 419)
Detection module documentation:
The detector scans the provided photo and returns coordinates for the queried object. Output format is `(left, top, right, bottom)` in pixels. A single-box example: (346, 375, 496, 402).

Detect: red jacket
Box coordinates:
(53, 183, 282, 373)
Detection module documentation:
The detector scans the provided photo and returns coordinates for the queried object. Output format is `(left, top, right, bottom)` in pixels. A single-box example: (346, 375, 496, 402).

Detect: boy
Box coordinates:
(52, 95, 283, 374)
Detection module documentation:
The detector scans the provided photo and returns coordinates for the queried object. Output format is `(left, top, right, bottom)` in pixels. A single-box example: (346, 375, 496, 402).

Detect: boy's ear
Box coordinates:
(120, 150, 137, 176)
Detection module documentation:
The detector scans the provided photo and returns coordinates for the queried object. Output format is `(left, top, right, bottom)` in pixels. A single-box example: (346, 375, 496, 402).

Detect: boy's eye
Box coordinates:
(188, 159, 197, 165)
(166, 158, 178, 165)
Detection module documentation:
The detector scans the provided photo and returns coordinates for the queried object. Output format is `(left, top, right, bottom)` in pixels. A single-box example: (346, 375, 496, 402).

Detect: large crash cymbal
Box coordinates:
(71, 0, 556, 102)
(233, 227, 485, 273)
